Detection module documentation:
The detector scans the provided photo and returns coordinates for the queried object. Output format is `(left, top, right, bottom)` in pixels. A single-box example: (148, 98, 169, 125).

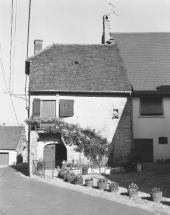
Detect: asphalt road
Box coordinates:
(0, 166, 157, 215)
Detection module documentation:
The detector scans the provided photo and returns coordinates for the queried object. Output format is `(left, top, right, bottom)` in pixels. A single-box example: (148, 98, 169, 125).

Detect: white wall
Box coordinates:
(30, 95, 128, 143)
(0, 150, 17, 165)
(133, 97, 170, 162)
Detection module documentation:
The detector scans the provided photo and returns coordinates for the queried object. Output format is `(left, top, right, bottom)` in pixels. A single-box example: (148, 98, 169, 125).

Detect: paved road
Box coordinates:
(0, 166, 157, 215)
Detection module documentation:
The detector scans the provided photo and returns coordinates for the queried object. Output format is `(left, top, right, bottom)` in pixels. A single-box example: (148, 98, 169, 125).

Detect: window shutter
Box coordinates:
(33, 99, 41, 117)
(140, 98, 163, 115)
(59, 100, 74, 117)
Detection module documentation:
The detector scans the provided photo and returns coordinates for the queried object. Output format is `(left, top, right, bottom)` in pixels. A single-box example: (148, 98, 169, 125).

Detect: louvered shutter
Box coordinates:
(33, 99, 41, 117)
(140, 98, 163, 115)
(59, 100, 74, 117)
(41, 100, 56, 117)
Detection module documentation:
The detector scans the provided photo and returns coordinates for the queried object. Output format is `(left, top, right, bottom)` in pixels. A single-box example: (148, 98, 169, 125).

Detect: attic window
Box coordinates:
(73, 61, 80, 65)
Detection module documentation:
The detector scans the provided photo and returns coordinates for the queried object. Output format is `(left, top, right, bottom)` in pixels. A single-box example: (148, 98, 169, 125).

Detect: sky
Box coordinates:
(0, 0, 170, 126)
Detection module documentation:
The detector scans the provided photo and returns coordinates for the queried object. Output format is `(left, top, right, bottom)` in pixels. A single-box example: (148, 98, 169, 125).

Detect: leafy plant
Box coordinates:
(25, 117, 110, 164)
(128, 183, 138, 191)
(151, 187, 161, 193)
(98, 178, 107, 183)
(109, 182, 119, 189)
(74, 174, 83, 181)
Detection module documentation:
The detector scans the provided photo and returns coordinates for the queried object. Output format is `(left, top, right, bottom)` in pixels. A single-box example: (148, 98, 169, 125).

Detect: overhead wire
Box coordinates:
(9, 0, 14, 93)
(11, 0, 18, 92)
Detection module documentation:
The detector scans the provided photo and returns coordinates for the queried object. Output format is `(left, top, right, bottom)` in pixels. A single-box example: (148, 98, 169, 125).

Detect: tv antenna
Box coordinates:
(109, 3, 118, 16)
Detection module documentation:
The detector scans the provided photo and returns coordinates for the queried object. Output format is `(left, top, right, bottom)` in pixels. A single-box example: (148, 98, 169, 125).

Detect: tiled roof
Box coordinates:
(112, 33, 170, 91)
(0, 126, 24, 150)
(28, 44, 132, 92)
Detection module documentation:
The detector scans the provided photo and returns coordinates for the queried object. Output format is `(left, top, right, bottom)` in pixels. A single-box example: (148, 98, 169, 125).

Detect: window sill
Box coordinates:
(138, 115, 165, 118)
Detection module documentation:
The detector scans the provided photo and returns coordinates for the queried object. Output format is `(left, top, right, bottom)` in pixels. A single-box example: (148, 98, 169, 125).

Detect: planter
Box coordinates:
(98, 181, 107, 190)
(136, 163, 142, 172)
(85, 180, 93, 187)
(109, 187, 119, 193)
(82, 169, 88, 175)
(104, 169, 111, 174)
(128, 189, 138, 198)
(74, 178, 83, 185)
(66, 175, 75, 183)
(151, 192, 162, 202)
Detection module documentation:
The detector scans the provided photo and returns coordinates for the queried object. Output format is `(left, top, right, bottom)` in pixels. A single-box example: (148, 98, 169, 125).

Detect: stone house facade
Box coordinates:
(26, 41, 132, 175)
(102, 14, 170, 163)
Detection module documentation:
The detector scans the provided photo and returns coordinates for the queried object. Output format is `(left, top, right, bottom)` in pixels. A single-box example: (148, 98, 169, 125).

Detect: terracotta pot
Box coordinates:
(109, 186, 119, 193)
(128, 189, 138, 198)
(151, 192, 162, 202)
(66, 175, 75, 183)
(85, 180, 93, 187)
(74, 178, 83, 185)
(98, 181, 107, 190)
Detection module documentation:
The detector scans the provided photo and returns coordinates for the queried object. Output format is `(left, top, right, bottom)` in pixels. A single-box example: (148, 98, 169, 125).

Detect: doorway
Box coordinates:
(55, 144, 67, 168)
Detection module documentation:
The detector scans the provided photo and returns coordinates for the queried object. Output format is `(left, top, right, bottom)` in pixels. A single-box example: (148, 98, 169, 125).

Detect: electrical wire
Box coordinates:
(9, 94, 19, 125)
(9, 0, 14, 93)
(0, 45, 8, 93)
(11, 0, 18, 92)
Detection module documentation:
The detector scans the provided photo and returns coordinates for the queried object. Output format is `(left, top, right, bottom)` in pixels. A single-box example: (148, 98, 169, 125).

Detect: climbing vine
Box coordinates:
(25, 117, 110, 163)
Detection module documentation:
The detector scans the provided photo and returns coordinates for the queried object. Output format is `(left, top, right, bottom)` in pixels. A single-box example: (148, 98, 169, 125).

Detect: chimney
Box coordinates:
(102, 15, 110, 44)
(34, 40, 43, 55)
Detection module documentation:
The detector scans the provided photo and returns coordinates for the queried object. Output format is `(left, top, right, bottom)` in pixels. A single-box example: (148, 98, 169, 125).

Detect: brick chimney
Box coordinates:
(102, 15, 110, 44)
(34, 40, 43, 55)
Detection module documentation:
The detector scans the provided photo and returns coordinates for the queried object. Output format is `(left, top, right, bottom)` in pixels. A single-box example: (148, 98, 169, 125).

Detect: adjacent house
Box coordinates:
(102, 14, 170, 163)
(26, 40, 132, 175)
(0, 126, 27, 165)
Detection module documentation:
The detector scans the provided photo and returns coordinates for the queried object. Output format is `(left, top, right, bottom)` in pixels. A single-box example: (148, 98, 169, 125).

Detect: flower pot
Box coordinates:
(66, 175, 75, 183)
(85, 180, 93, 187)
(82, 169, 88, 175)
(128, 189, 138, 198)
(136, 163, 142, 172)
(151, 192, 162, 202)
(104, 169, 111, 174)
(109, 186, 119, 193)
(74, 178, 83, 185)
(98, 181, 107, 190)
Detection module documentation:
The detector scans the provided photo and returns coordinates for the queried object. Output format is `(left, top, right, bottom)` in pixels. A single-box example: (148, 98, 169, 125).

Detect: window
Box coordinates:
(159, 137, 168, 144)
(59, 100, 74, 117)
(140, 97, 163, 116)
(32, 99, 56, 117)
(41, 100, 56, 117)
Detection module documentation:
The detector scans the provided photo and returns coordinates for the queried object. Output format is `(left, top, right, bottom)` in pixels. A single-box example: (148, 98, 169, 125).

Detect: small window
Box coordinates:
(159, 137, 168, 144)
(140, 97, 163, 116)
(59, 100, 74, 118)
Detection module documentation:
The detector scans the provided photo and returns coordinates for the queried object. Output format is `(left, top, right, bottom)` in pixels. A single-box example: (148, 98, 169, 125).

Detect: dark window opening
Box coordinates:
(159, 137, 168, 144)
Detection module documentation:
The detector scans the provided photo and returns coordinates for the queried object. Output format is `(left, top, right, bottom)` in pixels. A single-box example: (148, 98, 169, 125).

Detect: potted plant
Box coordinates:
(109, 182, 119, 193)
(85, 178, 93, 187)
(82, 165, 88, 175)
(97, 178, 108, 190)
(63, 169, 70, 181)
(66, 172, 76, 183)
(128, 183, 138, 198)
(151, 187, 162, 202)
(73, 174, 83, 185)
(66, 163, 72, 171)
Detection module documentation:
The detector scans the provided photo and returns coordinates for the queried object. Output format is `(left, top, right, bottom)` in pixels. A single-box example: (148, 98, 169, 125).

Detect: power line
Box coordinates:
(9, 0, 14, 92)
(11, 0, 18, 92)
(9, 94, 19, 125)
(0, 45, 8, 92)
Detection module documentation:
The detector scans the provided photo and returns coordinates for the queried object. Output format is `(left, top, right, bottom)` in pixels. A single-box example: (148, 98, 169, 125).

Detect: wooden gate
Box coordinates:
(43, 144, 55, 169)
(134, 139, 153, 163)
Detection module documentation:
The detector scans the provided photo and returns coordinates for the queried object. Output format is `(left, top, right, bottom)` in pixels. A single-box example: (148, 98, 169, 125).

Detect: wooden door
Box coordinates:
(0, 153, 9, 165)
(134, 139, 153, 163)
(43, 144, 55, 169)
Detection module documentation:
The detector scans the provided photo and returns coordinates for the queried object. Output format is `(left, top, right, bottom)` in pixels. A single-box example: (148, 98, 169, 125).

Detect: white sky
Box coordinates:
(0, 0, 170, 126)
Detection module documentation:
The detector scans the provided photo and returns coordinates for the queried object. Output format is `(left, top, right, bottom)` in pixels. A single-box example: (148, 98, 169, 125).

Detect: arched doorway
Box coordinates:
(43, 143, 67, 169)
(55, 144, 67, 168)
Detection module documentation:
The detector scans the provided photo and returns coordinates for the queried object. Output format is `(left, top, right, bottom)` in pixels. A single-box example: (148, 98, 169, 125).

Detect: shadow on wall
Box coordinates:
(108, 98, 132, 167)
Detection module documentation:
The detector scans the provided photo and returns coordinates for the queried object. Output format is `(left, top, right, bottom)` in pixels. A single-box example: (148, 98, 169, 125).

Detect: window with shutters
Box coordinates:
(59, 100, 74, 117)
(41, 100, 56, 117)
(140, 97, 163, 116)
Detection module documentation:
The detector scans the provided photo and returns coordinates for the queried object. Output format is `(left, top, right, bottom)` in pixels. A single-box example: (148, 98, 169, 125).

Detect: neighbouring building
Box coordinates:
(102, 14, 170, 163)
(0, 126, 27, 165)
(26, 40, 132, 175)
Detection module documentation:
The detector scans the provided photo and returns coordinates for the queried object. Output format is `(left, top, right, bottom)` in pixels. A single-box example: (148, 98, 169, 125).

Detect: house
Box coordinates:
(0, 126, 27, 165)
(26, 40, 132, 175)
(102, 14, 170, 163)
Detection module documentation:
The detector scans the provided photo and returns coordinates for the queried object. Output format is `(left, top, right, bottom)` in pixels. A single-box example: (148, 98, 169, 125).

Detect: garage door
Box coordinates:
(0, 153, 9, 165)
(134, 139, 153, 163)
